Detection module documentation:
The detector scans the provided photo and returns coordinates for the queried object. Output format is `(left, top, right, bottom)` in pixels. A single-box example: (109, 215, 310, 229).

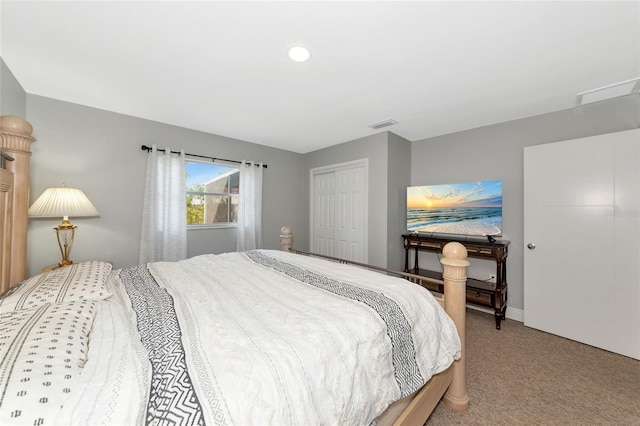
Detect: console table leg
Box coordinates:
(494, 313, 502, 330)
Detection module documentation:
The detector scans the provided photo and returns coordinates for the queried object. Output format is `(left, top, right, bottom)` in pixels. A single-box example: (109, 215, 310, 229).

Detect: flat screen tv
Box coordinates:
(407, 180, 503, 237)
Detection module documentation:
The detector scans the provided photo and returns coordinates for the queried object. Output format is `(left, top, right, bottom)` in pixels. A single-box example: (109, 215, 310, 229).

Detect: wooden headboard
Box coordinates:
(0, 116, 36, 292)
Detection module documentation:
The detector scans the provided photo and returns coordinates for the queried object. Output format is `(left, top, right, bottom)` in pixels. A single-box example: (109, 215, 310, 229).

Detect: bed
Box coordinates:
(0, 115, 469, 425)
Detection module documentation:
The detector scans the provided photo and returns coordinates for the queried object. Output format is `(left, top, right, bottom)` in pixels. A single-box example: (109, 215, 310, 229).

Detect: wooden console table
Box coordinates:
(402, 234, 509, 329)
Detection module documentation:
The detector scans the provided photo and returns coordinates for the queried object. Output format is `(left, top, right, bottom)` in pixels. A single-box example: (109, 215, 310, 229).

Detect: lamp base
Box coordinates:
(54, 218, 77, 268)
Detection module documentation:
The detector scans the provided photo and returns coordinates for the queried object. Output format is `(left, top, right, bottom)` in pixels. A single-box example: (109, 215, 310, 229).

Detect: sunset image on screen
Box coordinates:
(407, 180, 502, 236)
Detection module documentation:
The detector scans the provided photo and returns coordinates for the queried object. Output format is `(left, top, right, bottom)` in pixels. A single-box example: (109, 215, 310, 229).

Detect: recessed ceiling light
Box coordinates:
(288, 46, 311, 62)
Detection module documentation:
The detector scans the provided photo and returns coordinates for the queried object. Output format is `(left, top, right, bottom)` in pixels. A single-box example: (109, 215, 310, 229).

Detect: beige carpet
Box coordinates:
(426, 309, 640, 425)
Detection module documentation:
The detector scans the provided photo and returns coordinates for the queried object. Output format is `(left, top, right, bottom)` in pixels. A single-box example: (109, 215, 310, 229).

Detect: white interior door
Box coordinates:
(524, 130, 640, 360)
(311, 160, 367, 262)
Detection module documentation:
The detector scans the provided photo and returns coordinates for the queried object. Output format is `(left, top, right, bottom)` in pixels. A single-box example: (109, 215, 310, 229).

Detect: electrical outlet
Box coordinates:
(487, 273, 496, 283)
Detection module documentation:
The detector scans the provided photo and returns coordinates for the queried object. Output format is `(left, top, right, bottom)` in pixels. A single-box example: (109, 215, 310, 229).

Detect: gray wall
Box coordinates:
(411, 93, 640, 313)
(0, 57, 26, 117)
(386, 132, 411, 271)
(303, 132, 390, 267)
(26, 95, 305, 276)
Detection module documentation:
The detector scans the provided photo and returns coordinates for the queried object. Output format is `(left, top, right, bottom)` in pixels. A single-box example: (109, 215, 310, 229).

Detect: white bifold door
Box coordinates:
(311, 160, 368, 263)
(524, 129, 639, 360)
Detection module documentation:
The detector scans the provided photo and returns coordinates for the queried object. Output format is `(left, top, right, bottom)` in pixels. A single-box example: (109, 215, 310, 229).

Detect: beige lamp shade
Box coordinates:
(28, 186, 99, 218)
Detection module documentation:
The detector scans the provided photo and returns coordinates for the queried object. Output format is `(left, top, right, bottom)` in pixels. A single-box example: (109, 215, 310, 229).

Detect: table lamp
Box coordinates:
(28, 183, 99, 267)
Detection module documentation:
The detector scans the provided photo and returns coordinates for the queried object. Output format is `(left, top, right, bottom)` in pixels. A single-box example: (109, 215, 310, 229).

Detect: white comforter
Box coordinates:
(57, 250, 461, 425)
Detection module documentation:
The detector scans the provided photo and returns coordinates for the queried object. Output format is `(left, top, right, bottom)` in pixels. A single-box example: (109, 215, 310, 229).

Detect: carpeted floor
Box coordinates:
(426, 309, 640, 425)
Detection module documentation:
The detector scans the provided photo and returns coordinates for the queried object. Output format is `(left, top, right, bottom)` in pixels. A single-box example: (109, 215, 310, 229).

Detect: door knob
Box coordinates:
(527, 243, 536, 250)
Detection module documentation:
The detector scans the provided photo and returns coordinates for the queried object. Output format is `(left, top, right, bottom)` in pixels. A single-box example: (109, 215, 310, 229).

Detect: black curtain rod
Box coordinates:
(140, 145, 267, 168)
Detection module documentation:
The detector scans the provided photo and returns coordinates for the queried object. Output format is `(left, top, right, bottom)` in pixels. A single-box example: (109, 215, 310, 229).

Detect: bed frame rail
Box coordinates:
(290, 248, 443, 287)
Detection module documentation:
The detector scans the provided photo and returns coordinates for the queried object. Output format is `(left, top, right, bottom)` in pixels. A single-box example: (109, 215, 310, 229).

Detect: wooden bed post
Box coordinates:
(440, 242, 470, 410)
(0, 116, 36, 288)
(280, 226, 293, 252)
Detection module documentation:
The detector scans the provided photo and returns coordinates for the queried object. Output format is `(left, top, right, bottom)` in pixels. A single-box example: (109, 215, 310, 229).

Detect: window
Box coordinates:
(186, 160, 239, 227)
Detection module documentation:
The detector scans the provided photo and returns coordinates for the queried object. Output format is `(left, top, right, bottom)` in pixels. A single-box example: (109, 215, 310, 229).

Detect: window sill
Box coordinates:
(187, 224, 238, 231)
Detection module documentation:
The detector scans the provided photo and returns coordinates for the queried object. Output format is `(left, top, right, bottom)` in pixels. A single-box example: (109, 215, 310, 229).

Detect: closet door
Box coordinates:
(313, 171, 336, 256)
(524, 129, 639, 360)
(311, 160, 368, 263)
(335, 167, 365, 261)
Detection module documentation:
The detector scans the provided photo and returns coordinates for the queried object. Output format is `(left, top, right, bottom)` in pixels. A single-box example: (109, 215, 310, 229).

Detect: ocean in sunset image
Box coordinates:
(407, 180, 503, 236)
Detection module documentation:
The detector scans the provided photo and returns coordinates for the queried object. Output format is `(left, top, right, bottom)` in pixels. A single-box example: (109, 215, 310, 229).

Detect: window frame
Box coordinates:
(186, 158, 240, 230)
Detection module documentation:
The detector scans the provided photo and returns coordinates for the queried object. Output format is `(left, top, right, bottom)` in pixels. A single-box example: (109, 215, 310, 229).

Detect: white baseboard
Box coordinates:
(467, 304, 524, 323)
(506, 306, 524, 322)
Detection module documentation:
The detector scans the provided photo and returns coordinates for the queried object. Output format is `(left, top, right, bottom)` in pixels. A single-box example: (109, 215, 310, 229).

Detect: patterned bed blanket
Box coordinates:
(57, 250, 461, 425)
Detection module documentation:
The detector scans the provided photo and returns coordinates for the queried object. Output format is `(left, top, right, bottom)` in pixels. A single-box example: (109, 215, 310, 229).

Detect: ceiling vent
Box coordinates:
(368, 119, 398, 130)
(575, 77, 640, 106)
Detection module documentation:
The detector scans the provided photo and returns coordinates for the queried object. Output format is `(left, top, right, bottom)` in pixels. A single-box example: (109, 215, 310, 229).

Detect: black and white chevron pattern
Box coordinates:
(119, 265, 207, 426)
(246, 251, 425, 397)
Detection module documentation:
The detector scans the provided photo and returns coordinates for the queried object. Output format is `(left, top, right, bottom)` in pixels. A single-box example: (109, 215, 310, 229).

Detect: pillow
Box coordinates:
(0, 300, 97, 426)
(0, 261, 112, 313)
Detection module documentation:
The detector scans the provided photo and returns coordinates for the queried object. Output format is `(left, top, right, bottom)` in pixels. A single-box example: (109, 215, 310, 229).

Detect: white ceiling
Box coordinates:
(1, 1, 639, 154)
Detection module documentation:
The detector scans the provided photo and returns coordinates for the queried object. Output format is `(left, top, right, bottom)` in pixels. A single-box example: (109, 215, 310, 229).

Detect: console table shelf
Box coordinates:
(402, 234, 509, 329)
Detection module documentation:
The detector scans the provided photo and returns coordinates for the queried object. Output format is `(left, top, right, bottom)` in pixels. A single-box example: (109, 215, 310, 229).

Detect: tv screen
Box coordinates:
(407, 180, 503, 237)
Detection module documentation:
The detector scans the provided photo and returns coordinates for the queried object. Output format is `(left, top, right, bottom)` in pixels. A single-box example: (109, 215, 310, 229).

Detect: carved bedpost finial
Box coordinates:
(280, 226, 293, 251)
(440, 241, 470, 411)
(441, 241, 468, 266)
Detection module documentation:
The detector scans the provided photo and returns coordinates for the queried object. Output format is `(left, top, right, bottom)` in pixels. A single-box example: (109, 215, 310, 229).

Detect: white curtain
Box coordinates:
(139, 145, 187, 264)
(236, 160, 263, 251)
